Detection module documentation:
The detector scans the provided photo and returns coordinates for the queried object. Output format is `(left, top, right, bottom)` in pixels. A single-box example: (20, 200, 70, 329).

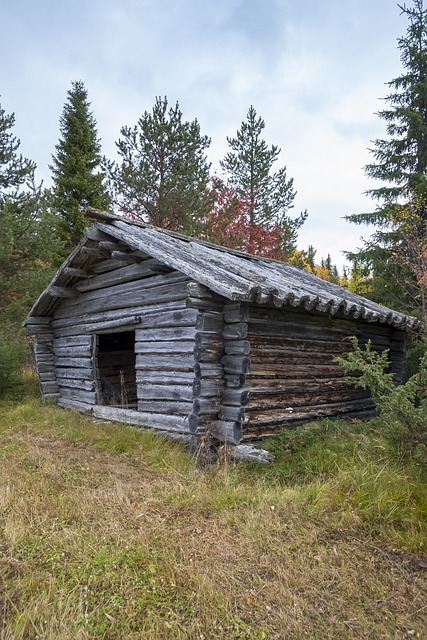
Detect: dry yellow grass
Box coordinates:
(0, 399, 426, 639)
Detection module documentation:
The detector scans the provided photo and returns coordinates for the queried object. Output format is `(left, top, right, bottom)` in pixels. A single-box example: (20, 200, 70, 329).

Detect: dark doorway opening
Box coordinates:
(97, 331, 137, 407)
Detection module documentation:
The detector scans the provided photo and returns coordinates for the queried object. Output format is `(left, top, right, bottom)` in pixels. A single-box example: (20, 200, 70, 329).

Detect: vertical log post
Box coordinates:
(218, 302, 250, 445)
(186, 283, 225, 455)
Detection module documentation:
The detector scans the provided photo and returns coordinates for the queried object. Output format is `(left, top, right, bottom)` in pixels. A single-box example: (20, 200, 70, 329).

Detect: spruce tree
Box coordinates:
(50, 81, 110, 250)
(346, 0, 427, 312)
(220, 106, 307, 256)
(107, 96, 212, 234)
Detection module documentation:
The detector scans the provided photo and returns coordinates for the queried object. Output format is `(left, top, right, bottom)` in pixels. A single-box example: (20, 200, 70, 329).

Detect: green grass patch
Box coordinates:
(1, 399, 426, 639)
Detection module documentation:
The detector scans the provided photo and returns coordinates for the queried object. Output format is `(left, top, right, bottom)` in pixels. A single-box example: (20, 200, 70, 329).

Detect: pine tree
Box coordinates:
(107, 96, 212, 234)
(346, 0, 427, 312)
(0, 102, 35, 206)
(50, 81, 110, 250)
(220, 106, 307, 257)
(1, 101, 46, 294)
(0, 101, 60, 390)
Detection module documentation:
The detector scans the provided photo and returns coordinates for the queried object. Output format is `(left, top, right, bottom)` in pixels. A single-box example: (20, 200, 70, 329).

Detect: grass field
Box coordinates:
(1, 393, 426, 639)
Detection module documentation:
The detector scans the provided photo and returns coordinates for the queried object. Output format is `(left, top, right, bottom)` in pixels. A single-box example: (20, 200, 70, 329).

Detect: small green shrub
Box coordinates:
(335, 337, 427, 463)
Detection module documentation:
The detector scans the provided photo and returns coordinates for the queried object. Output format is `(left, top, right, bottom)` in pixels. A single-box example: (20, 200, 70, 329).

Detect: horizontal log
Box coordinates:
(224, 374, 246, 388)
(246, 378, 355, 392)
(57, 378, 96, 391)
(81, 246, 110, 258)
(134, 400, 193, 415)
(249, 353, 338, 366)
(58, 397, 91, 412)
(223, 323, 248, 339)
(59, 388, 97, 403)
(54, 335, 93, 348)
(85, 227, 116, 243)
(135, 326, 196, 342)
(186, 297, 224, 311)
(137, 383, 193, 401)
(222, 356, 251, 374)
(54, 346, 92, 358)
(40, 381, 59, 394)
(89, 317, 144, 334)
(135, 341, 195, 354)
(42, 393, 60, 402)
(223, 303, 249, 323)
(54, 357, 92, 368)
(64, 403, 189, 432)
(54, 278, 190, 319)
(27, 325, 53, 336)
(222, 389, 250, 406)
(244, 397, 376, 428)
(33, 334, 54, 343)
(149, 263, 174, 274)
(136, 355, 194, 370)
(47, 286, 79, 299)
(211, 421, 243, 445)
(193, 379, 224, 397)
(56, 367, 93, 379)
(35, 342, 53, 355)
(97, 240, 121, 252)
(195, 312, 224, 332)
(132, 407, 190, 432)
(224, 340, 250, 355)
(51, 301, 192, 334)
(74, 258, 162, 293)
(111, 250, 144, 263)
(194, 346, 224, 362)
(63, 267, 91, 278)
(218, 405, 245, 422)
(194, 362, 223, 378)
(35, 361, 54, 372)
(193, 397, 221, 415)
(136, 371, 195, 385)
(38, 371, 57, 382)
(89, 258, 130, 274)
(26, 316, 51, 325)
(249, 305, 395, 336)
(187, 282, 216, 299)
(194, 334, 223, 347)
(248, 335, 351, 353)
(246, 388, 370, 412)
(248, 363, 343, 377)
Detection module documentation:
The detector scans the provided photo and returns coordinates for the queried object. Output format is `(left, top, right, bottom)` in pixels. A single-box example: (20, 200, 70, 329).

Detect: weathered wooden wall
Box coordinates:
(243, 304, 406, 439)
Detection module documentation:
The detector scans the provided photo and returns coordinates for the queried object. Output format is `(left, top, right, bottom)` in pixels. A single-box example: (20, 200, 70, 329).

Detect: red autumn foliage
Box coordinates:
(197, 184, 293, 261)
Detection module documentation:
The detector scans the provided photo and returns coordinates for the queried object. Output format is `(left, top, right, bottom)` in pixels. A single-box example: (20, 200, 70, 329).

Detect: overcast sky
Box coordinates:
(1, 0, 407, 269)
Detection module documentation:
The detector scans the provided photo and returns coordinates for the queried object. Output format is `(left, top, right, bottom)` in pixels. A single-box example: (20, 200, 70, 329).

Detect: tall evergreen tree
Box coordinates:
(220, 106, 307, 256)
(107, 96, 212, 234)
(0, 101, 35, 206)
(346, 0, 427, 312)
(50, 81, 110, 250)
(0, 100, 54, 301)
(0, 100, 60, 390)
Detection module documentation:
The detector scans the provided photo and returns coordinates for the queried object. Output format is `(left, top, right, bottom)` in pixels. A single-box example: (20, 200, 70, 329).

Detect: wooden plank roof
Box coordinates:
(25, 208, 421, 331)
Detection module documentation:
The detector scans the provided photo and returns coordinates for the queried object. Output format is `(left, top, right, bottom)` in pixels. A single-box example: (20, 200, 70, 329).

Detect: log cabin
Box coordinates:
(24, 208, 420, 448)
